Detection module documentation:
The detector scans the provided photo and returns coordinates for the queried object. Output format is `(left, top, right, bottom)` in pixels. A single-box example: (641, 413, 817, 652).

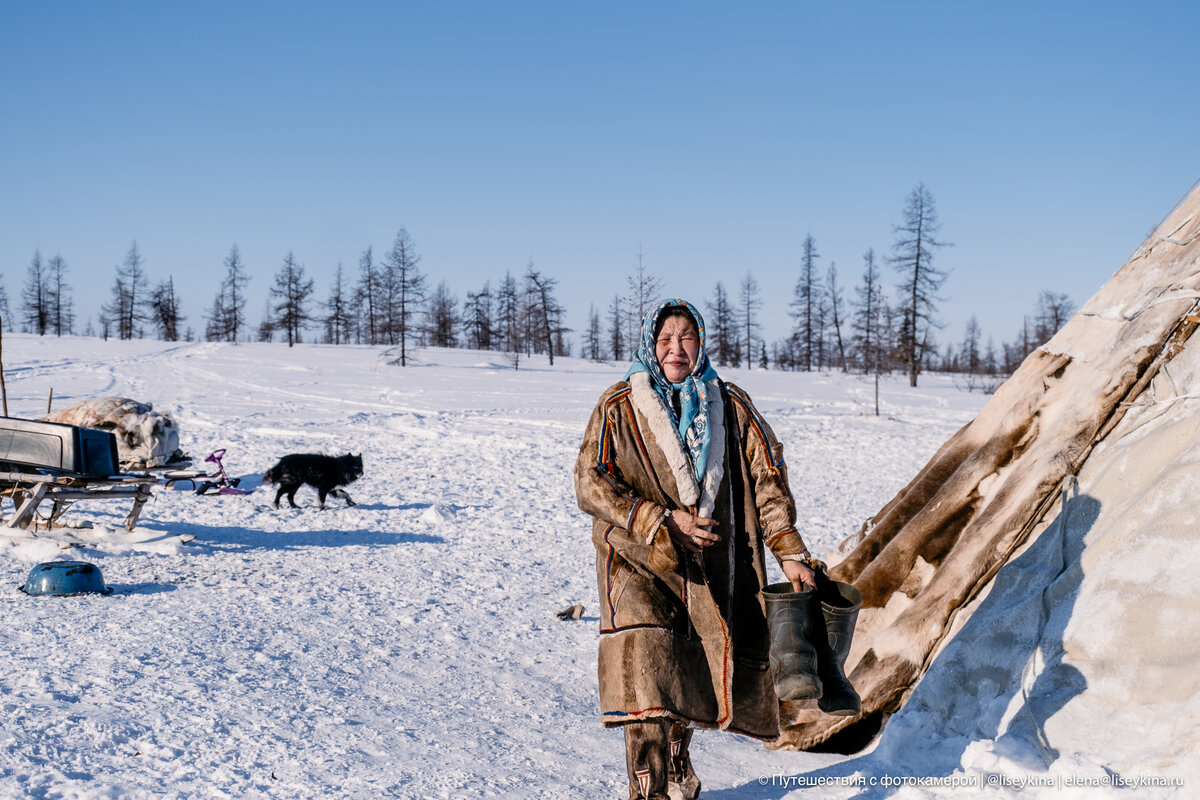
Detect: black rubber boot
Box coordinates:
(624, 720, 671, 800)
(666, 720, 701, 800)
(815, 579, 862, 716)
(762, 582, 823, 702)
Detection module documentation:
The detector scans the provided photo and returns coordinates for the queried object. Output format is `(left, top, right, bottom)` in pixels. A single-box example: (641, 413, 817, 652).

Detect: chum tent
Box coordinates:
(775, 179, 1200, 795)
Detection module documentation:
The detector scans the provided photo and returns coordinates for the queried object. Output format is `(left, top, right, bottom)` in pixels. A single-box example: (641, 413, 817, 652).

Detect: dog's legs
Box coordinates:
(286, 485, 301, 508)
(273, 486, 286, 508)
(330, 488, 356, 507)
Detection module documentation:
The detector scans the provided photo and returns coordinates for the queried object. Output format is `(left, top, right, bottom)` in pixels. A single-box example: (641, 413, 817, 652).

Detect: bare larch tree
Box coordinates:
(270, 251, 314, 347)
(738, 272, 762, 368)
(105, 241, 151, 340)
(852, 248, 887, 375)
(150, 276, 185, 341)
(707, 281, 736, 367)
(889, 183, 949, 387)
(826, 262, 847, 372)
(381, 228, 426, 366)
(790, 234, 821, 371)
(323, 263, 355, 345)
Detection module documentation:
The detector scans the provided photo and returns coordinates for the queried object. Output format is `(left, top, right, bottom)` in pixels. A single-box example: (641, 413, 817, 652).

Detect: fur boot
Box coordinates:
(624, 721, 671, 800)
(666, 721, 701, 800)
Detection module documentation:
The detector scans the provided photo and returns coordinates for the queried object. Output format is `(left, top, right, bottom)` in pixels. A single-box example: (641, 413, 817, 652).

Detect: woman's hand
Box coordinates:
(782, 559, 816, 592)
(664, 509, 720, 553)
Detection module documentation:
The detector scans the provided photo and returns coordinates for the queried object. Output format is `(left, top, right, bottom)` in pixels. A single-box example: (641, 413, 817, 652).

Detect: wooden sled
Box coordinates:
(1, 470, 159, 532)
(0, 417, 157, 532)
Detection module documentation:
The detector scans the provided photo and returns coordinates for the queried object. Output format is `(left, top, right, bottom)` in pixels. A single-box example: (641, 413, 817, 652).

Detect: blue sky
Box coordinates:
(3, 1, 1198, 353)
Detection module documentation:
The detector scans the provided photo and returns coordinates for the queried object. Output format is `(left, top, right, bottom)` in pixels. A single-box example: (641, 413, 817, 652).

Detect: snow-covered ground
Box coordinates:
(0, 334, 985, 799)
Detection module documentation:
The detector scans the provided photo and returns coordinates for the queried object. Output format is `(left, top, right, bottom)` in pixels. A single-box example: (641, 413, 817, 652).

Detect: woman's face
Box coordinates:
(655, 315, 700, 383)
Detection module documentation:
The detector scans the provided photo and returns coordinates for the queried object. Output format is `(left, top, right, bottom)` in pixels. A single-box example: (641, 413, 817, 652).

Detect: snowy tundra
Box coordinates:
(0, 334, 993, 799)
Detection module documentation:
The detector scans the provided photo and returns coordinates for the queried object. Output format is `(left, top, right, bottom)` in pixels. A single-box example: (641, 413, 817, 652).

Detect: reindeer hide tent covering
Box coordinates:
(777, 180, 1200, 766)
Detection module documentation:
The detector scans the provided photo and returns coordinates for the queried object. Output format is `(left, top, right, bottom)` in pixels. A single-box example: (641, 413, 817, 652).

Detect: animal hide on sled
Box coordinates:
(42, 397, 185, 470)
(775, 182, 1200, 752)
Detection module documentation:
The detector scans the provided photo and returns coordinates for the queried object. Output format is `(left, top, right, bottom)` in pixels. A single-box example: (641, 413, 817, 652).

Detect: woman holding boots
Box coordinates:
(575, 299, 854, 799)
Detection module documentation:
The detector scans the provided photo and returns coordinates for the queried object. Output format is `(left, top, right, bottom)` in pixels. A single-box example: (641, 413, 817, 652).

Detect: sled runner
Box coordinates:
(0, 469, 161, 532)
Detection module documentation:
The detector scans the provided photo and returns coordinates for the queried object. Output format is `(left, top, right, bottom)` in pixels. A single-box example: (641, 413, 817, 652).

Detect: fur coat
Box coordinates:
(575, 373, 808, 739)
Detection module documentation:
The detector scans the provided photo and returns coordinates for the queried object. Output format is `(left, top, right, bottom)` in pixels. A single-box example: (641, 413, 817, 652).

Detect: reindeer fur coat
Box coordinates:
(575, 372, 809, 739)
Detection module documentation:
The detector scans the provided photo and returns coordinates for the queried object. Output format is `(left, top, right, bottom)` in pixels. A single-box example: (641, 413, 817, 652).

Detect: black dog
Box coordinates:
(262, 453, 363, 510)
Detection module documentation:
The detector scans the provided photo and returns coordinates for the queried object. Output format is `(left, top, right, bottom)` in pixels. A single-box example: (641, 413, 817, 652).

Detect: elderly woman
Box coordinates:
(575, 299, 816, 799)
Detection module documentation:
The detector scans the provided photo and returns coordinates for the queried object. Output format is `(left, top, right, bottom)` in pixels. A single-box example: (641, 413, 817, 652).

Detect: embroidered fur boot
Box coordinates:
(763, 582, 823, 701)
(666, 721, 701, 800)
(624, 720, 671, 800)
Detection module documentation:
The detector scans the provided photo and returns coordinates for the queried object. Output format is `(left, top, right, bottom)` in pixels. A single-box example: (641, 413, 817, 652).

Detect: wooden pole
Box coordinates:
(874, 347, 881, 417)
(0, 316, 6, 417)
(0, 318, 7, 416)
(47, 387, 53, 415)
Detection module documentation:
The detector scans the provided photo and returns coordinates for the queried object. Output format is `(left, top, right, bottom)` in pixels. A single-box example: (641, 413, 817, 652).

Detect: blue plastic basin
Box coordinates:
(20, 561, 112, 596)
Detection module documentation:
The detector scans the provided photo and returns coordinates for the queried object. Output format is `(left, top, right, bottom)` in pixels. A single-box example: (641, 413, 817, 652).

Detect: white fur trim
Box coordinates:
(628, 373, 700, 506)
(696, 378, 726, 519)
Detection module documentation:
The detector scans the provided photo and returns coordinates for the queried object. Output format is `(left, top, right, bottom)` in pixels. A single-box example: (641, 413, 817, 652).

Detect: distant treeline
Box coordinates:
(4, 184, 1072, 388)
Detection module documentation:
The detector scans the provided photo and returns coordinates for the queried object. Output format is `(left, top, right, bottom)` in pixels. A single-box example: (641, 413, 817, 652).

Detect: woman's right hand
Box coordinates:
(782, 558, 817, 592)
(664, 509, 720, 553)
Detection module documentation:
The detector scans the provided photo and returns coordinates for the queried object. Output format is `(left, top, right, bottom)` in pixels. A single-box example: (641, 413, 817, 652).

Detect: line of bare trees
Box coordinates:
(14, 242, 186, 340)
(580, 183, 1069, 388)
(6, 227, 572, 371)
(6, 188, 1074, 382)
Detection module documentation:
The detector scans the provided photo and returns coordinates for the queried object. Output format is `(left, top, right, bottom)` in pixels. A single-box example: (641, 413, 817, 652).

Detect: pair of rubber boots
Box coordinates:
(763, 577, 862, 715)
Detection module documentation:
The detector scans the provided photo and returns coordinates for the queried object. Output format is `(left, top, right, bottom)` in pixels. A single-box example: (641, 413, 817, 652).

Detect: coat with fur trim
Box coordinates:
(575, 374, 809, 739)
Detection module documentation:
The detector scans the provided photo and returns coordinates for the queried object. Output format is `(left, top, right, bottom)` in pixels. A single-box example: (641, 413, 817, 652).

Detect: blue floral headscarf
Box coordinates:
(625, 299, 720, 481)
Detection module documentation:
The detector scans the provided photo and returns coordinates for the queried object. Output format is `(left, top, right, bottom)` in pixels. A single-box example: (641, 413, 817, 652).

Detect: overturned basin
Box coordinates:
(20, 561, 113, 596)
